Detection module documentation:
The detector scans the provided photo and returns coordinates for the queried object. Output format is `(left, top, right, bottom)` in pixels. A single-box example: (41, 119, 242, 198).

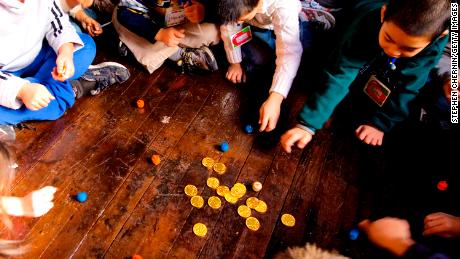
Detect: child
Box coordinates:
(0, 142, 56, 254)
(112, 0, 220, 74)
(219, 0, 301, 133)
(218, 0, 342, 133)
(0, 0, 128, 141)
(280, 0, 450, 152)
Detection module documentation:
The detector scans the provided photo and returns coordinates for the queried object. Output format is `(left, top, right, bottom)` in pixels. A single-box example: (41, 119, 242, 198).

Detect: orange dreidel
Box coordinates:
(137, 99, 145, 108)
(132, 255, 143, 259)
(151, 155, 161, 165)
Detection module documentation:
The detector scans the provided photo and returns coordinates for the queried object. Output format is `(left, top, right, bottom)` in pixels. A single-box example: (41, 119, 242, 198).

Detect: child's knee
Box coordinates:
(77, 32, 96, 59)
(200, 23, 220, 45)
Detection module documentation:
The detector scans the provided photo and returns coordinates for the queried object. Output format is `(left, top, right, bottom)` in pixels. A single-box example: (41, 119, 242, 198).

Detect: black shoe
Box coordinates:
(80, 62, 131, 96)
(178, 46, 218, 73)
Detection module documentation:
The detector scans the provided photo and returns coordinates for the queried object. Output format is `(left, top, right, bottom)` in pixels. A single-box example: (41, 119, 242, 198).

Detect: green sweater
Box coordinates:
(298, 1, 449, 133)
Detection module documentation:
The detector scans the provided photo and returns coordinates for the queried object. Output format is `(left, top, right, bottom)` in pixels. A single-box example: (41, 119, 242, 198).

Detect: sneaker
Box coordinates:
(0, 125, 15, 142)
(81, 62, 131, 95)
(300, 0, 338, 30)
(179, 46, 218, 73)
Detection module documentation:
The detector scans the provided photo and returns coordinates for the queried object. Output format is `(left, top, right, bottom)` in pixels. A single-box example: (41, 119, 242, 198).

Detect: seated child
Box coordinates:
(0, 0, 130, 142)
(280, 0, 450, 152)
(218, 0, 343, 133)
(112, 0, 220, 74)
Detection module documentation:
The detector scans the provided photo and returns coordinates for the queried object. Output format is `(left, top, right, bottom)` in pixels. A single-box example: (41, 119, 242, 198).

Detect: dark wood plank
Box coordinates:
(104, 74, 243, 258)
(70, 74, 205, 257)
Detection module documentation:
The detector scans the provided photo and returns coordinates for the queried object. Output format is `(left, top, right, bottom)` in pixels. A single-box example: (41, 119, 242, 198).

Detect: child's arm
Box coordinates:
(45, 1, 84, 81)
(73, 8, 103, 37)
(0, 72, 54, 111)
(220, 24, 244, 83)
(258, 1, 302, 132)
(1, 186, 57, 217)
(269, 0, 303, 99)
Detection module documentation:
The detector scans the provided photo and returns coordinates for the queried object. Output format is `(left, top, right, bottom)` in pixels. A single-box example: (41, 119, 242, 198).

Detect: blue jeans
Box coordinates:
(241, 21, 317, 73)
(0, 33, 96, 125)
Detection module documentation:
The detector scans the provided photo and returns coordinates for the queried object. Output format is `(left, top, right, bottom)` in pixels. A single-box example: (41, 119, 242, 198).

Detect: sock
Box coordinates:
(70, 79, 97, 99)
(168, 48, 183, 62)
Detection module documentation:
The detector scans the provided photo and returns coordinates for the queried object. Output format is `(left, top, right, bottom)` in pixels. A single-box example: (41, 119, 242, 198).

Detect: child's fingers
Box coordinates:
(424, 213, 446, 223)
(296, 135, 309, 149)
(174, 29, 185, 38)
(423, 224, 446, 236)
(358, 219, 371, 233)
(266, 117, 276, 132)
(259, 114, 269, 132)
(281, 133, 297, 153)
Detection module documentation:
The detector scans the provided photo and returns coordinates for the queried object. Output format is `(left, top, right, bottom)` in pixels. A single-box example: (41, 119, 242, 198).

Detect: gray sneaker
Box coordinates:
(0, 125, 15, 142)
(81, 62, 131, 95)
(180, 46, 218, 72)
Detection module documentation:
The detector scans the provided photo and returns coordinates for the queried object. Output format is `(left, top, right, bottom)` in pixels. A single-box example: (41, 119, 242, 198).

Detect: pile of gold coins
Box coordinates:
(185, 157, 295, 238)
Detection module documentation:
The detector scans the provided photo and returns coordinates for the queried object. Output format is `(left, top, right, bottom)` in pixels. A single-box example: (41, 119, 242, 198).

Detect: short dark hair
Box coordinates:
(384, 0, 450, 39)
(218, 0, 260, 24)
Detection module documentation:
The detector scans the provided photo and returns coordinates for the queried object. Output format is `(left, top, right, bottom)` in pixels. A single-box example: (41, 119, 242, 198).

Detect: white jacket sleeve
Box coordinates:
(270, 0, 302, 98)
(220, 23, 243, 64)
(45, 0, 84, 54)
(0, 71, 28, 109)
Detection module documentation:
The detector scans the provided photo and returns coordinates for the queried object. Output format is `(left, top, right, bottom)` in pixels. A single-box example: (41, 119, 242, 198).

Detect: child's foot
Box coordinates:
(74, 62, 131, 98)
(179, 46, 219, 73)
(0, 125, 15, 142)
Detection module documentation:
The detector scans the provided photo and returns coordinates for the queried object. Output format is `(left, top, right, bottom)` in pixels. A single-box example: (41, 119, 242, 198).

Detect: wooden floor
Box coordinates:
(5, 42, 380, 258)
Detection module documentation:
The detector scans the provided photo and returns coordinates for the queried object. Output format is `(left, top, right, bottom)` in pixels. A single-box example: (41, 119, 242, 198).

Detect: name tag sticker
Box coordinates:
(363, 75, 391, 107)
(231, 26, 252, 48)
(165, 7, 186, 27)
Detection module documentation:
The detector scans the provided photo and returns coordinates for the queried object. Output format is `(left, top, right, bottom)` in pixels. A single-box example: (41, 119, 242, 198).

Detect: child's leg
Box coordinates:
(179, 23, 220, 48)
(112, 8, 178, 73)
(0, 33, 95, 125)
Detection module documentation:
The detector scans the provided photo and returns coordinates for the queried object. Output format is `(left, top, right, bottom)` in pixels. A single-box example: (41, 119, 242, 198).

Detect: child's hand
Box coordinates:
(155, 27, 185, 47)
(280, 127, 313, 153)
(359, 218, 415, 257)
(259, 92, 283, 132)
(355, 125, 384, 146)
(18, 83, 55, 111)
(1, 186, 57, 217)
(423, 212, 460, 238)
(226, 63, 246, 83)
(52, 43, 75, 81)
(82, 17, 103, 36)
(184, 0, 205, 23)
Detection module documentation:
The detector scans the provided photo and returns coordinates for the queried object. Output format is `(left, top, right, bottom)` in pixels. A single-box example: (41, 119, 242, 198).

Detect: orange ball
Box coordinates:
(137, 99, 145, 108)
(151, 155, 161, 165)
(132, 255, 143, 259)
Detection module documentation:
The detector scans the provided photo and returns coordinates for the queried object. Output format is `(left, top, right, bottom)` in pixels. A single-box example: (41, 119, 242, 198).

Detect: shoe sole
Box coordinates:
(200, 46, 219, 72)
(88, 62, 128, 70)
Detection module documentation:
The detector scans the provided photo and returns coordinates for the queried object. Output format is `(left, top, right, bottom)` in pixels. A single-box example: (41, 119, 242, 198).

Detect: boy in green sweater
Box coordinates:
(280, 0, 450, 152)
